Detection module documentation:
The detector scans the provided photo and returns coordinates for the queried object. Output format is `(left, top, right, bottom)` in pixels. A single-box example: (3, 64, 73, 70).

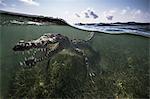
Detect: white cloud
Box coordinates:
(102, 9, 117, 21)
(66, 7, 149, 23)
(75, 13, 80, 17)
(75, 8, 99, 19)
(19, 0, 39, 6)
(144, 12, 150, 18)
(0, 0, 7, 6)
(65, 11, 69, 14)
(134, 9, 141, 15)
(120, 7, 131, 15)
(106, 15, 113, 20)
(103, 9, 117, 16)
(126, 6, 130, 10)
(121, 9, 127, 15)
(120, 7, 142, 17)
(131, 9, 142, 19)
(11, 4, 16, 7)
(119, 8, 150, 22)
(65, 8, 100, 23)
(109, 10, 116, 14)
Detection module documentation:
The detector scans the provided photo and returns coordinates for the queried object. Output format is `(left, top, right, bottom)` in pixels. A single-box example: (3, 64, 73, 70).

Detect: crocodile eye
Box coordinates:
(31, 42, 36, 47)
(21, 43, 25, 46)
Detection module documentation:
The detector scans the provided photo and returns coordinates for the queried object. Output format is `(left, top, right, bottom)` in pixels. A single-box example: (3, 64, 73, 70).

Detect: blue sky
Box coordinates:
(0, 0, 149, 23)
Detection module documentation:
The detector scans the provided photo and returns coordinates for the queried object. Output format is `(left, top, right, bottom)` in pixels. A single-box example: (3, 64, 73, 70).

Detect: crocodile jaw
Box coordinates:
(13, 33, 69, 67)
(13, 33, 58, 51)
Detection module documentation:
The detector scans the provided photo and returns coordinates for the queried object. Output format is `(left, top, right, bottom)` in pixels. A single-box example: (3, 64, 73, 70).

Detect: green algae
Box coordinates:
(7, 47, 99, 98)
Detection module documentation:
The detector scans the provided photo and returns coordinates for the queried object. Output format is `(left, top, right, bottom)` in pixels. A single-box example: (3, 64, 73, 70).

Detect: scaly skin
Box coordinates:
(13, 33, 90, 68)
(12, 33, 97, 92)
(13, 33, 71, 66)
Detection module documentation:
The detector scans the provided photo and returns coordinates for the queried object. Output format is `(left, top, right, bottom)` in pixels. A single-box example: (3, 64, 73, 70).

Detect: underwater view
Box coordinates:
(0, 0, 150, 98)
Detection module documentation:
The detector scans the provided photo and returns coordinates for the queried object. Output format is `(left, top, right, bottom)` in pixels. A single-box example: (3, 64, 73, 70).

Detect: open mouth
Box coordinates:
(13, 33, 69, 67)
(16, 46, 49, 67)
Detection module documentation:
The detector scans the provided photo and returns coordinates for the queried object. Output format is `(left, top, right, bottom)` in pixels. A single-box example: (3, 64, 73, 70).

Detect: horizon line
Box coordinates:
(1, 9, 150, 24)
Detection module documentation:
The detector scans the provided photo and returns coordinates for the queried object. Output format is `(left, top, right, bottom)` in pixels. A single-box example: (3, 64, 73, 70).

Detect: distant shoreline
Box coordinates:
(0, 10, 149, 38)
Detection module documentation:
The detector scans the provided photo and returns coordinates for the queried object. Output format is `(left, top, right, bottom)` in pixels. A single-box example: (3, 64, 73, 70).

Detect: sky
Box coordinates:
(0, 0, 150, 23)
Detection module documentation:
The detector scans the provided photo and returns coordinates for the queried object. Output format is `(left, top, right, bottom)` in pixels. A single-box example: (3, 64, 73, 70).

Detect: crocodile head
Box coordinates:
(13, 33, 70, 67)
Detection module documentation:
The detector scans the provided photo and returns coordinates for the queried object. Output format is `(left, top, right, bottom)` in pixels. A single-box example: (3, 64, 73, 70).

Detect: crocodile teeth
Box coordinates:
(92, 73, 95, 76)
(33, 53, 36, 56)
(43, 48, 46, 51)
(41, 57, 44, 60)
(41, 49, 44, 52)
(22, 61, 25, 65)
(34, 58, 37, 62)
(34, 50, 36, 53)
(19, 62, 23, 66)
(91, 80, 95, 84)
(31, 55, 34, 58)
(85, 57, 88, 61)
(39, 49, 41, 51)
(25, 57, 27, 61)
(89, 73, 92, 77)
(40, 49, 43, 51)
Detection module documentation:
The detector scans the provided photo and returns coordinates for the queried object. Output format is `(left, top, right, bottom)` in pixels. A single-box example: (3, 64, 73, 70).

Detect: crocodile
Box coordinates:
(13, 33, 100, 84)
(13, 33, 71, 66)
(11, 33, 99, 98)
(12, 33, 97, 72)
